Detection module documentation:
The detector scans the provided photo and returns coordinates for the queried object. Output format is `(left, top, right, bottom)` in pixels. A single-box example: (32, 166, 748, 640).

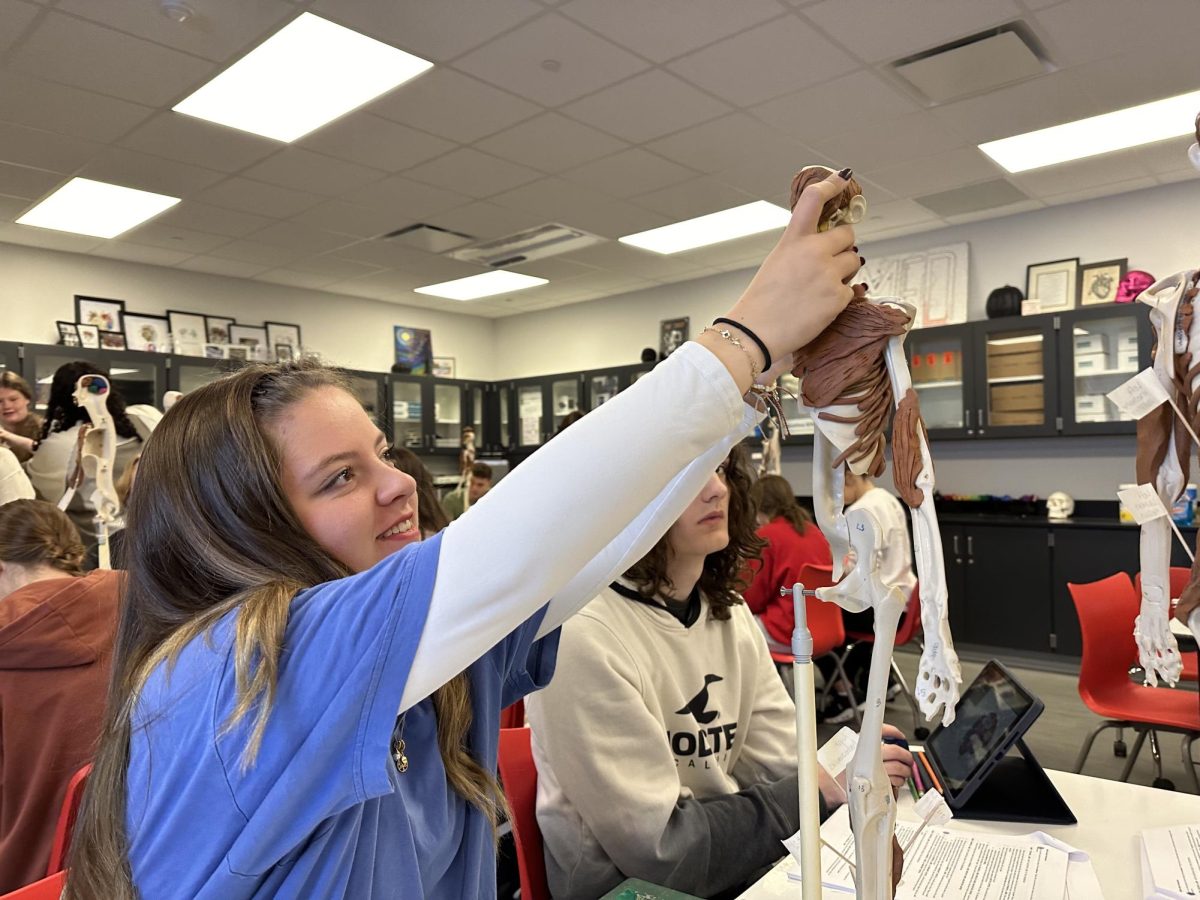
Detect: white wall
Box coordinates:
(493, 179, 1200, 378)
(0, 242, 495, 377)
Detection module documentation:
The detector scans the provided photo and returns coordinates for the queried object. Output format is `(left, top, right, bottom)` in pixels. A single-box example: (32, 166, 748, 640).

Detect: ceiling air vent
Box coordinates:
(447, 223, 603, 267)
(380, 223, 474, 253)
(888, 21, 1053, 106)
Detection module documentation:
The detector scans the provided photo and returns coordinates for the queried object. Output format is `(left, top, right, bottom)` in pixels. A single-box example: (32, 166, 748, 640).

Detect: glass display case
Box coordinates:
(974, 318, 1056, 437)
(431, 381, 464, 451)
(515, 382, 544, 449)
(22, 345, 166, 412)
(549, 376, 582, 433)
(171, 356, 246, 395)
(907, 327, 969, 438)
(391, 378, 424, 451)
(1057, 304, 1150, 435)
(342, 369, 388, 436)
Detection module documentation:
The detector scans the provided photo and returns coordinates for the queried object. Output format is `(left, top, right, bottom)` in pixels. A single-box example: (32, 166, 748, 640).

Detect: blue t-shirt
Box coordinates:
(127, 532, 560, 899)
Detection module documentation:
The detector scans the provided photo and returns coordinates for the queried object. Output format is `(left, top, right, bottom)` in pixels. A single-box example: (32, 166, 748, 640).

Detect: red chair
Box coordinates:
(1069, 573, 1200, 791)
(1133, 568, 1197, 681)
(499, 699, 525, 730)
(497, 728, 549, 900)
(769, 564, 859, 727)
(0, 871, 66, 900)
(46, 764, 91, 876)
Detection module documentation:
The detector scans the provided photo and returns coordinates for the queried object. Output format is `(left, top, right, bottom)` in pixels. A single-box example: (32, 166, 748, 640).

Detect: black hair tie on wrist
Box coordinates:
(712, 318, 771, 372)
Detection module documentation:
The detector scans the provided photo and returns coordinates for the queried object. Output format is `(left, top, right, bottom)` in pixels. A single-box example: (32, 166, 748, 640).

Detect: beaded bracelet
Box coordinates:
(701, 325, 762, 383)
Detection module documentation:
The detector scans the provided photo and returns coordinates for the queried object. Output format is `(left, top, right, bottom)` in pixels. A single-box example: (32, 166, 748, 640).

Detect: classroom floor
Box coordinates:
(814, 648, 1200, 796)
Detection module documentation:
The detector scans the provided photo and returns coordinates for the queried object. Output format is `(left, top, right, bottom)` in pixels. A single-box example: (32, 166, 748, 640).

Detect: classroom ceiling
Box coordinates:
(0, 0, 1197, 319)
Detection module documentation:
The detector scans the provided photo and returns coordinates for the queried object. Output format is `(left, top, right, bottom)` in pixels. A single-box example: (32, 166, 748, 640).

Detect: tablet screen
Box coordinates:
(924, 660, 1039, 796)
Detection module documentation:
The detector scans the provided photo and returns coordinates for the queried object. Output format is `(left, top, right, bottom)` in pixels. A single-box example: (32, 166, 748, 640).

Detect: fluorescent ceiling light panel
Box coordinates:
(16, 178, 180, 238)
(415, 271, 548, 301)
(979, 89, 1200, 173)
(619, 201, 790, 254)
(173, 12, 433, 142)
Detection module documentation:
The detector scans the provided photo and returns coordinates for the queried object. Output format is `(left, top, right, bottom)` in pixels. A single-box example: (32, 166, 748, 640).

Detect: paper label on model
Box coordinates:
(1117, 484, 1170, 525)
(1106, 368, 1169, 419)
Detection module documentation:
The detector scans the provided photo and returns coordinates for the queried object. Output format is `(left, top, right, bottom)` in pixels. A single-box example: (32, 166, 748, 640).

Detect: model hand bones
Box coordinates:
(1134, 270, 1200, 686)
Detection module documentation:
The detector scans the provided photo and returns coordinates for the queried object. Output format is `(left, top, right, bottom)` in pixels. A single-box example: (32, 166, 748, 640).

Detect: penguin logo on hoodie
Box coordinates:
(669, 675, 737, 767)
(675, 674, 723, 724)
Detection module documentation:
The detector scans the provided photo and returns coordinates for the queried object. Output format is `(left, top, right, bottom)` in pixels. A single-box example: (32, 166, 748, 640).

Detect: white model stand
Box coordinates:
(803, 297, 962, 898)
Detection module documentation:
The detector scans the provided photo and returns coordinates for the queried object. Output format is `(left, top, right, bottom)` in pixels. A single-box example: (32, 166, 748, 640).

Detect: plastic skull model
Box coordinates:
(1046, 491, 1075, 520)
(1116, 270, 1156, 304)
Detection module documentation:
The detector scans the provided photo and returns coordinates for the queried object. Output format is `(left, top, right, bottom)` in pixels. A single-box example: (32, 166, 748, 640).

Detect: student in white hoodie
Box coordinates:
(527, 445, 913, 900)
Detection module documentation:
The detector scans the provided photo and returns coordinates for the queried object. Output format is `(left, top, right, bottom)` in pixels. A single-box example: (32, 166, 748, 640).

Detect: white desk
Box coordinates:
(736, 769, 1200, 899)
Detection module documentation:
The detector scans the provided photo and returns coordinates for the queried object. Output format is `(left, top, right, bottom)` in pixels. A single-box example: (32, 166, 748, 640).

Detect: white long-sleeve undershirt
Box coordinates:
(399, 343, 762, 711)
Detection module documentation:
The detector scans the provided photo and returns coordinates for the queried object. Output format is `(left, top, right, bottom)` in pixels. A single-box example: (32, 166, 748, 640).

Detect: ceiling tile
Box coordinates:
(802, 0, 1021, 63)
(1137, 137, 1199, 178)
(487, 177, 670, 238)
(89, 242, 193, 267)
(240, 148, 386, 196)
(667, 15, 857, 107)
(0, 120, 101, 172)
(369, 68, 542, 143)
(1038, 176, 1157, 207)
(154, 201, 274, 238)
(866, 146, 1003, 197)
(503, 257, 600, 281)
(339, 174, 473, 219)
(195, 177, 324, 218)
(1067, 48, 1200, 115)
(291, 200, 418, 239)
(561, 69, 731, 143)
(0, 194, 41, 221)
(939, 198, 1044, 226)
(558, 0, 786, 63)
(208, 238, 307, 267)
(633, 176, 760, 220)
(256, 268, 343, 290)
(176, 255, 271, 278)
(1009, 148, 1155, 199)
(0, 70, 154, 143)
(10, 12, 215, 106)
(751, 69, 920, 142)
(403, 148, 543, 199)
(0, 0, 39, 55)
(119, 113, 280, 172)
(560, 148, 698, 199)
(803, 111, 971, 172)
(475, 113, 627, 173)
(454, 13, 648, 107)
(79, 147, 226, 198)
(1034, 0, 1200, 68)
(0, 162, 64, 200)
(299, 114, 457, 173)
(856, 198, 943, 232)
(243, 220, 353, 254)
(561, 240, 710, 280)
(714, 140, 830, 201)
(425, 201, 545, 240)
(0, 223, 102, 254)
(285, 255, 386, 280)
(645, 113, 801, 174)
(311, 0, 544, 61)
(676, 230, 781, 268)
(121, 223, 231, 255)
(55, 0, 296, 62)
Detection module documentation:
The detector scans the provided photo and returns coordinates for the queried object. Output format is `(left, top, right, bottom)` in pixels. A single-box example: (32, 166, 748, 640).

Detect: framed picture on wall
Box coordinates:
(1025, 258, 1079, 313)
(1078, 258, 1128, 306)
(167, 309, 208, 355)
(659, 316, 689, 358)
(203, 343, 227, 359)
(393, 325, 432, 375)
(99, 330, 126, 350)
(75, 295, 125, 333)
(205, 315, 234, 344)
(76, 323, 100, 349)
(229, 324, 268, 360)
(56, 321, 81, 347)
(124, 313, 171, 353)
(265, 321, 302, 358)
(431, 356, 455, 378)
(274, 343, 295, 362)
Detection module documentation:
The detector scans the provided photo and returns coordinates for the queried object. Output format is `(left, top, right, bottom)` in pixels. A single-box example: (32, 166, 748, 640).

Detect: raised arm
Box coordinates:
(400, 170, 861, 711)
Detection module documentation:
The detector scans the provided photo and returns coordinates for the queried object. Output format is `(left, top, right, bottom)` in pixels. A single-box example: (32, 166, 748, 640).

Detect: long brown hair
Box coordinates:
(66, 360, 501, 900)
(0, 498, 86, 576)
(622, 444, 764, 620)
(750, 475, 813, 536)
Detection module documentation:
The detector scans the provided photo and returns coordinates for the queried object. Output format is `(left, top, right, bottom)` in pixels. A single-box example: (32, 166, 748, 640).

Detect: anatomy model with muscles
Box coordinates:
(785, 166, 962, 898)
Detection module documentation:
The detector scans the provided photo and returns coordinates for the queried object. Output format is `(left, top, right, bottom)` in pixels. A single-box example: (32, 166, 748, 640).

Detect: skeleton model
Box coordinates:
(73, 374, 121, 570)
(758, 416, 782, 477)
(788, 166, 962, 898)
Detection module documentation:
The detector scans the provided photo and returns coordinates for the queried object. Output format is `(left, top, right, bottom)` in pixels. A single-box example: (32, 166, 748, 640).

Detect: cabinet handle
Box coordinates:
(977, 407, 985, 435)
(967, 535, 974, 564)
(953, 535, 960, 555)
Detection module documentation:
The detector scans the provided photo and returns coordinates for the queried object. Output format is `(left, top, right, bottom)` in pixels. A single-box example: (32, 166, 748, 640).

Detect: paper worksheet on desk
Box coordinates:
(786, 806, 1073, 900)
(1140, 823, 1200, 899)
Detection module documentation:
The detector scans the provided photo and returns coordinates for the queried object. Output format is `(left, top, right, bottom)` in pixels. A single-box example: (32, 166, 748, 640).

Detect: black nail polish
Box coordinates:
(837, 167, 853, 180)
(853, 246, 859, 252)
(860, 256, 865, 266)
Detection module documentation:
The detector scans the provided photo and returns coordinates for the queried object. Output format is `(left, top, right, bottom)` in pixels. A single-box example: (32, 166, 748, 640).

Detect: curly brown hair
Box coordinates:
(622, 443, 765, 621)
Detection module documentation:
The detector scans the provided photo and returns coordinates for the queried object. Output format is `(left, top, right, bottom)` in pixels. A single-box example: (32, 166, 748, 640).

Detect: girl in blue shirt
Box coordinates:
(63, 171, 860, 900)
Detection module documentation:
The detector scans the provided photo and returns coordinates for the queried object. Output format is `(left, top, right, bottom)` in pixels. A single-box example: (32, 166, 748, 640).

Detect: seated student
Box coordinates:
(0, 500, 121, 893)
(442, 460, 493, 520)
(63, 171, 864, 900)
(743, 473, 832, 652)
(527, 446, 913, 900)
(819, 468, 917, 724)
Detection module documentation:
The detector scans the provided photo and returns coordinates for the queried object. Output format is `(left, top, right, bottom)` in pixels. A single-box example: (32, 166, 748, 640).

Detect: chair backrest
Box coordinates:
(1133, 567, 1192, 602)
(497, 728, 549, 900)
(1, 870, 66, 900)
(1067, 573, 1140, 706)
(499, 699, 525, 730)
(796, 564, 845, 657)
(46, 764, 91, 876)
(894, 582, 922, 648)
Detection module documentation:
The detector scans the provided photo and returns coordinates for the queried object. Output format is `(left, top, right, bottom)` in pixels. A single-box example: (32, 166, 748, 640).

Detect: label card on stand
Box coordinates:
(817, 727, 858, 778)
(1106, 369, 1170, 419)
(1117, 484, 1169, 524)
(914, 788, 953, 825)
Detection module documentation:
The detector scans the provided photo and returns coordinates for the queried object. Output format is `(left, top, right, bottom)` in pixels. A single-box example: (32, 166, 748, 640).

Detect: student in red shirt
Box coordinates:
(743, 474, 832, 651)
